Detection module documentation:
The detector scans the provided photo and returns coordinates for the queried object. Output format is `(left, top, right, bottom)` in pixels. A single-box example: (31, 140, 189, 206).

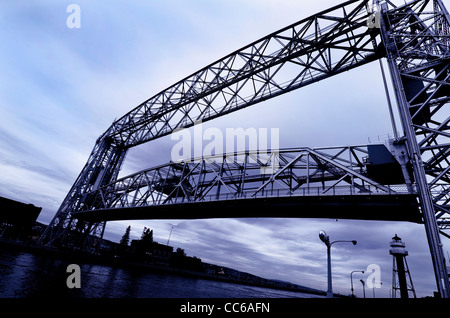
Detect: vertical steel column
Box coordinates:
(379, 3, 450, 298)
(38, 137, 127, 247)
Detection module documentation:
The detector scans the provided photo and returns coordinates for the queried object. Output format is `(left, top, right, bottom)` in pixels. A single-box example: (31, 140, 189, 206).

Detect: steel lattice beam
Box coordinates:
(72, 145, 420, 222)
(104, 0, 380, 148)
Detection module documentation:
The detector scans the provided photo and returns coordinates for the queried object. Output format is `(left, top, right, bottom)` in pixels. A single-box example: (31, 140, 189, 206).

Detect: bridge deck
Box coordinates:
(73, 192, 421, 223)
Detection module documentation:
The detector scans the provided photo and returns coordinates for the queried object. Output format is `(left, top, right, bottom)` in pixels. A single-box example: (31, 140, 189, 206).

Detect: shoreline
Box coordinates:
(0, 238, 327, 297)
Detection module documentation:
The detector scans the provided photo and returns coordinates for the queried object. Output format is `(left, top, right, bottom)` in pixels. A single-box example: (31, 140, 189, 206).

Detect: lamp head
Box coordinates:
(319, 230, 329, 244)
(352, 240, 357, 245)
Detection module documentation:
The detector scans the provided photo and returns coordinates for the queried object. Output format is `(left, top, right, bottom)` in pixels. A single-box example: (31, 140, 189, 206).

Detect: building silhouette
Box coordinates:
(0, 196, 41, 241)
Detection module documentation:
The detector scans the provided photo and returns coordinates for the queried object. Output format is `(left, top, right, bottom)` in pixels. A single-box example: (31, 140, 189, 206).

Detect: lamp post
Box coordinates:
(360, 279, 366, 298)
(373, 282, 382, 298)
(167, 225, 174, 245)
(350, 270, 364, 298)
(319, 230, 357, 298)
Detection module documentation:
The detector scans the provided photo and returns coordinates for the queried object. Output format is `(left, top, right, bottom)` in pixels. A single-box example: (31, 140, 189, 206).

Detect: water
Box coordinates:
(0, 247, 323, 298)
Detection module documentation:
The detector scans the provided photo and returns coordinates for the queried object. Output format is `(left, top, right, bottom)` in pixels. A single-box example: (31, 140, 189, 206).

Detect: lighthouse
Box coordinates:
(390, 234, 416, 298)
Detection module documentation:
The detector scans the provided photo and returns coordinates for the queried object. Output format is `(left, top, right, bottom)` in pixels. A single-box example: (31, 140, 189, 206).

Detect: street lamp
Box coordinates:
(167, 225, 174, 245)
(360, 279, 366, 298)
(319, 230, 357, 298)
(373, 282, 382, 298)
(350, 270, 364, 298)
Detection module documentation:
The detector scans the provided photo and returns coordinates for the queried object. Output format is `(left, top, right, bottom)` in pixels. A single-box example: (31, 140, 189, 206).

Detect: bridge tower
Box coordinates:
(390, 234, 416, 298)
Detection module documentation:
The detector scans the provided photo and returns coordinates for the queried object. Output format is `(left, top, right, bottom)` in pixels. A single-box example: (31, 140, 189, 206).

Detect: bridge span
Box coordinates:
(72, 144, 421, 223)
(73, 193, 420, 223)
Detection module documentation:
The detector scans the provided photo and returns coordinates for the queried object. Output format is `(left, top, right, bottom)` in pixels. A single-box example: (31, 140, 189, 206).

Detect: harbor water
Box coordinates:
(0, 247, 323, 298)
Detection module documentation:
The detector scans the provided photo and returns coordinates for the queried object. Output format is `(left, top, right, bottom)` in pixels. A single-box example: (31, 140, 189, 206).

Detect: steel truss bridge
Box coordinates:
(39, 0, 450, 296)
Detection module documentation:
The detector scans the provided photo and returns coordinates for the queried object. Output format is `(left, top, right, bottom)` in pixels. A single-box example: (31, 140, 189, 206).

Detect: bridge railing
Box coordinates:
(162, 184, 418, 205)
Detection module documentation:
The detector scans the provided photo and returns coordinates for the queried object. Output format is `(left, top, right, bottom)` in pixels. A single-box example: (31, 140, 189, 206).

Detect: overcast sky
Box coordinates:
(1, 0, 449, 298)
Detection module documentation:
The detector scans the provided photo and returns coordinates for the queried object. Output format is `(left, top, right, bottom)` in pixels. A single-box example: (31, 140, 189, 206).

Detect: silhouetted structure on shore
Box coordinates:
(0, 196, 41, 241)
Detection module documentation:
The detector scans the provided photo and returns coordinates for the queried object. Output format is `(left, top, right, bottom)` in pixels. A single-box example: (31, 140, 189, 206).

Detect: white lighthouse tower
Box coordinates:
(390, 234, 416, 298)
